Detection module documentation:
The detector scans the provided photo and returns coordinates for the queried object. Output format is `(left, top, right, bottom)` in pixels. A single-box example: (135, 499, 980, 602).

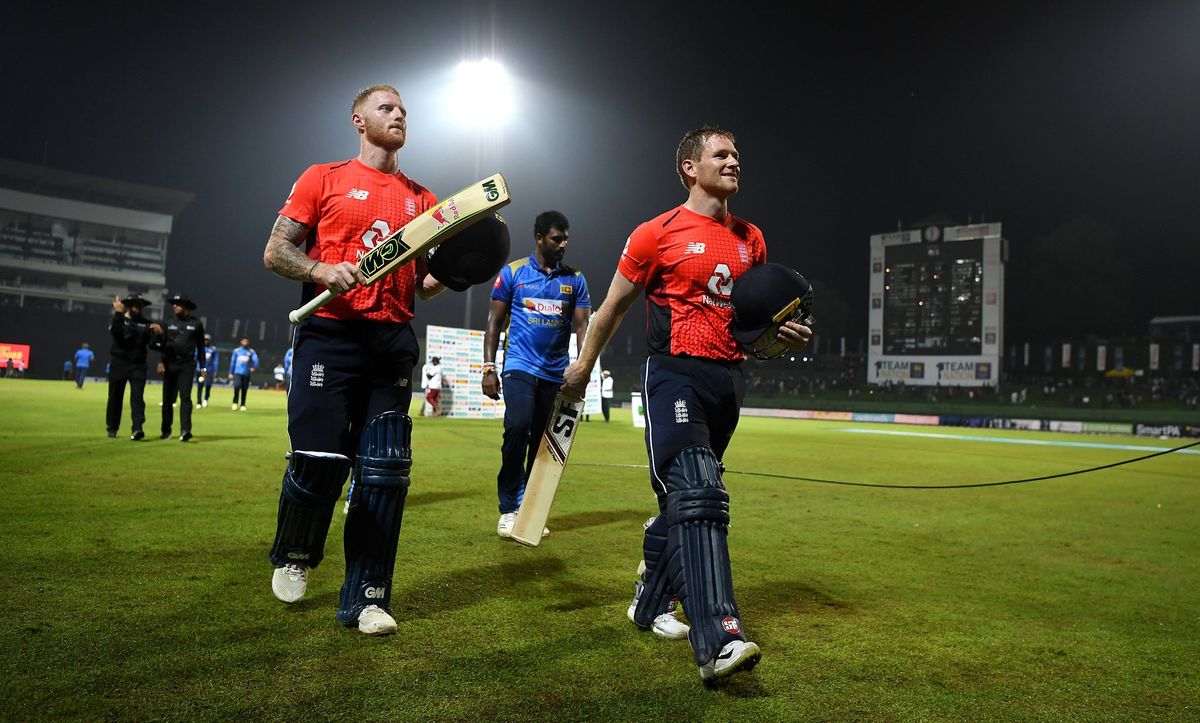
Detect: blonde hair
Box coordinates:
(352, 85, 400, 114)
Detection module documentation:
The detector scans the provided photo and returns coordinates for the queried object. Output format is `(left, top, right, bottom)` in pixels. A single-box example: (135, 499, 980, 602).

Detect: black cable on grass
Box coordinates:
(575, 438, 1200, 489)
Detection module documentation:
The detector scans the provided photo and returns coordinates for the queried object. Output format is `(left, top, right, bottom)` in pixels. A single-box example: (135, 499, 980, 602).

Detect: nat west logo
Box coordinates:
(523, 297, 563, 316)
(937, 361, 991, 381)
(874, 360, 925, 380)
(346, 188, 369, 200)
(545, 398, 583, 464)
(483, 179, 500, 202)
(364, 586, 387, 599)
(359, 231, 413, 280)
(559, 284, 573, 295)
(361, 219, 392, 249)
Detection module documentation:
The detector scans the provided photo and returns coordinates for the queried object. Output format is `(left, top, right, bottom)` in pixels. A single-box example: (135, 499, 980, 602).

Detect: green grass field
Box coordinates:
(1, 379, 1197, 721)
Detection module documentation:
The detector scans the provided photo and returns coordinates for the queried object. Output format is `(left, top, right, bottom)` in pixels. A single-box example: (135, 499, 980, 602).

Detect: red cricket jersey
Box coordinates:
(279, 158, 437, 323)
(618, 205, 767, 361)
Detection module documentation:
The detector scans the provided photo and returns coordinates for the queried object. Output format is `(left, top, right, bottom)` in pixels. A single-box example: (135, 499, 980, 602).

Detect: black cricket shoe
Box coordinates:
(130, 430, 145, 441)
(107, 431, 117, 438)
(180, 431, 192, 442)
(160, 432, 172, 440)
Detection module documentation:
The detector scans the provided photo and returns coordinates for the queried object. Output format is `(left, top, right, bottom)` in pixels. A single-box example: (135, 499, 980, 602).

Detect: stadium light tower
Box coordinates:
(449, 59, 514, 128)
(447, 58, 513, 329)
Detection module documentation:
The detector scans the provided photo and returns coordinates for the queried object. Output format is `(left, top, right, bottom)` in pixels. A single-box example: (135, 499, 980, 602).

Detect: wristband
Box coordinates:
(307, 260, 320, 281)
(482, 362, 496, 375)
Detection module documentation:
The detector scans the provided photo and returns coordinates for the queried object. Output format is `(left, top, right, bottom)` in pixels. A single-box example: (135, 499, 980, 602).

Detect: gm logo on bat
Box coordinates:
(359, 234, 413, 280)
(483, 179, 500, 202)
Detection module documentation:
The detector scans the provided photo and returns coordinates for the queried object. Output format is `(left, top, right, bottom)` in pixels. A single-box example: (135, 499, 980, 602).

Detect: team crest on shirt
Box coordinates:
(559, 284, 573, 295)
(405, 199, 416, 217)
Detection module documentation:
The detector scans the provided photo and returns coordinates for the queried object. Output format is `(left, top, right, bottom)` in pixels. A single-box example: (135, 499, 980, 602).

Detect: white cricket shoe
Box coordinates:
(699, 640, 761, 682)
(627, 578, 690, 640)
(271, 564, 308, 603)
(357, 604, 397, 635)
(497, 512, 516, 538)
(496, 512, 548, 539)
(232, 402, 239, 410)
(240, 405, 247, 411)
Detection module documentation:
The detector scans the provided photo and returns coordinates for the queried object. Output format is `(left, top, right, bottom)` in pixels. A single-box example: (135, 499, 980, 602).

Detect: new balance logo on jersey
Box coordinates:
(686, 242, 706, 255)
(674, 399, 689, 424)
(364, 586, 387, 599)
(309, 363, 325, 388)
(346, 188, 370, 200)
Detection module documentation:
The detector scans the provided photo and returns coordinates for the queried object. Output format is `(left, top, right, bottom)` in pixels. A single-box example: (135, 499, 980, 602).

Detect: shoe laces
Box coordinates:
(283, 563, 307, 579)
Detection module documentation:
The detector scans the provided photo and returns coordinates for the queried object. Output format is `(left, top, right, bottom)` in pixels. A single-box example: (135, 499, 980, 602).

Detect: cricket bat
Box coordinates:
(288, 172, 510, 323)
(510, 393, 585, 547)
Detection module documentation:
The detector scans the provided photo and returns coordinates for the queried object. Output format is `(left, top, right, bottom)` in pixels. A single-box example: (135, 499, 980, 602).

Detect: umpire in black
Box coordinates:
(153, 294, 206, 441)
(106, 294, 162, 440)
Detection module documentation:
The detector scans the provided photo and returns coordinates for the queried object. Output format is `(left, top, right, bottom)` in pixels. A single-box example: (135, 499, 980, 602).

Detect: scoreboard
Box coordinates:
(867, 223, 1006, 386)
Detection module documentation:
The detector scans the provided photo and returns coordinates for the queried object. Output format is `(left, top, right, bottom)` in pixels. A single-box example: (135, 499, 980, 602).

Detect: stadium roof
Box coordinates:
(0, 157, 194, 217)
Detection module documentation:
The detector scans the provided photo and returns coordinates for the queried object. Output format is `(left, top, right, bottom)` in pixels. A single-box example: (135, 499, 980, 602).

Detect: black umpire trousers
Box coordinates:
(107, 360, 147, 435)
(161, 362, 195, 435)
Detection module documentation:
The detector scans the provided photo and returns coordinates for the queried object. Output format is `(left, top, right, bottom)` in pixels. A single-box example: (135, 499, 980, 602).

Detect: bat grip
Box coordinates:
(288, 289, 335, 324)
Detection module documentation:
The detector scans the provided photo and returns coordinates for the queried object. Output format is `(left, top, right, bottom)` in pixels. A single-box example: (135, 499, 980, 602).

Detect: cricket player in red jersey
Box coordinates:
(562, 127, 811, 682)
(261, 85, 445, 635)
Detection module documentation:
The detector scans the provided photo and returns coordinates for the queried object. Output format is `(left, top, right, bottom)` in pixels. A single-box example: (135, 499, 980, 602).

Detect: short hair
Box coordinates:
(534, 210, 569, 237)
(352, 85, 400, 115)
(676, 127, 736, 189)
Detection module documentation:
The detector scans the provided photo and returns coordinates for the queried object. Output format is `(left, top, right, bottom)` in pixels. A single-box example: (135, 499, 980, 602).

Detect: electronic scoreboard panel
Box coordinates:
(867, 224, 1005, 386)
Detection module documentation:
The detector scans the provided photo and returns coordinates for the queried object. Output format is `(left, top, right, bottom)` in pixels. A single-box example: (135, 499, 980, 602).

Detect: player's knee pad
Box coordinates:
(663, 446, 743, 665)
(338, 411, 413, 624)
(633, 515, 676, 627)
(268, 451, 351, 569)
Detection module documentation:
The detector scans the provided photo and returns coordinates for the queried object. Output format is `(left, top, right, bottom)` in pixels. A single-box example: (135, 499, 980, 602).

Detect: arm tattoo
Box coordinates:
(263, 215, 314, 281)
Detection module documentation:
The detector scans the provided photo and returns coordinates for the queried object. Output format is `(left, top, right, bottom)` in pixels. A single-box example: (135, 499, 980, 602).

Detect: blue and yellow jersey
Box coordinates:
(491, 253, 590, 382)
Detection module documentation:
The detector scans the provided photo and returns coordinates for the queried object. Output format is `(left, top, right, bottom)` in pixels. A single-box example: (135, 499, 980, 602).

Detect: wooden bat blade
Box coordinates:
(510, 393, 585, 547)
(288, 172, 510, 323)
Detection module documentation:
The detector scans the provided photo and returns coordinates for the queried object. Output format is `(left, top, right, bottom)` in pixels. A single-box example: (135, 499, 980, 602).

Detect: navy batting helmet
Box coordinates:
(730, 263, 814, 360)
(427, 212, 511, 292)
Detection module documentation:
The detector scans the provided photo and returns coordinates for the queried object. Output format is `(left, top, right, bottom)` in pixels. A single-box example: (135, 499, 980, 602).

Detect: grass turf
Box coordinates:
(0, 379, 1197, 721)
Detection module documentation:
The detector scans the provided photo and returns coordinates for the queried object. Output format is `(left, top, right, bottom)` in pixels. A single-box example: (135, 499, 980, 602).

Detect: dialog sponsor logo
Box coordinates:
(523, 298, 564, 316)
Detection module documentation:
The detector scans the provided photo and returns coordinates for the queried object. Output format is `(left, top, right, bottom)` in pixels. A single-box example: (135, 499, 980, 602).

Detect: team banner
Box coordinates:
(0, 342, 30, 371)
(423, 325, 600, 419)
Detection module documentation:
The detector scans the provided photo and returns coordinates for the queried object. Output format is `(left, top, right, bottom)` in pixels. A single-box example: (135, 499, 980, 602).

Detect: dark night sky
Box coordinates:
(3, 1, 1199, 346)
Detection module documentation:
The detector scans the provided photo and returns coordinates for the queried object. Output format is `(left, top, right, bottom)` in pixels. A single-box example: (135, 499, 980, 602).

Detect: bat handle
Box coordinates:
(288, 289, 336, 324)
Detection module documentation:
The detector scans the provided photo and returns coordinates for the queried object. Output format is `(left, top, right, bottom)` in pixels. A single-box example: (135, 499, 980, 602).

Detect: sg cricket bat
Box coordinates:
(510, 393, 585, 547)
(288, 172, 510, 323)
